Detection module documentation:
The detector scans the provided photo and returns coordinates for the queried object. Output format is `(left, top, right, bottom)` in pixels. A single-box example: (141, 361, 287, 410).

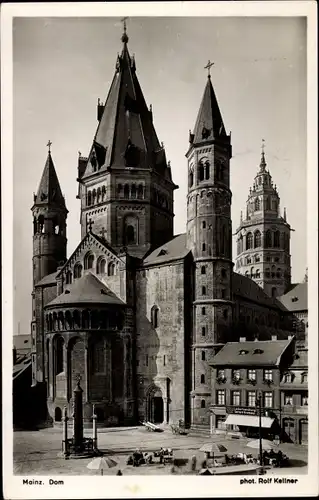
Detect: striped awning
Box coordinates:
(225, 414, 274, 428)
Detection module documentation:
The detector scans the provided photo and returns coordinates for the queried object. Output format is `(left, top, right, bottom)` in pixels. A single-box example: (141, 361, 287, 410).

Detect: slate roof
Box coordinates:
(233, 272, 287, 311)
(33, 152, 66, 208)
(143, 234, 190, 266)
(192, 75, 229, 145)
(290, 349, 308, 368)
(35, 271, 59, 287)
(210, 338, 293, 367)
(80, 36, 173, 180)
(13, 353, 32, 381)
(277, 283, 308, 312)
(46, 273, 124, 308)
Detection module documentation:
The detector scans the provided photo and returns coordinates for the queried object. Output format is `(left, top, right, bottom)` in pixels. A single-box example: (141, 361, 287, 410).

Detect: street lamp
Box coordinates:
(257, 390, 263, 466)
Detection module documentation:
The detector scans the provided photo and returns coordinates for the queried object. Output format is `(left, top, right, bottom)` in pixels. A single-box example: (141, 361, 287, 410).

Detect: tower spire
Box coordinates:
(260, 138, 266, 171)
(121, 16, 129, 44)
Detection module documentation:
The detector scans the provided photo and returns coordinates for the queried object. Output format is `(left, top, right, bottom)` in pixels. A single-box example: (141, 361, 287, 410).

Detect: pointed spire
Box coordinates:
(192, 69, 228, 145)
(260, 138, 267, 171)
(283, 207, 287, 221)
(34, 146, 65, 207)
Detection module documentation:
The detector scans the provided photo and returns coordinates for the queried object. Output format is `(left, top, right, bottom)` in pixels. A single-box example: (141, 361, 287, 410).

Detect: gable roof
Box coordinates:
(143, 234, 190, 266)
(210, 338, 294, 367)
(290, 349, 308, 369)
(56, 230, 120, 278)
(277, 283, 308, 312)
(46, 272, 125, 308)
(233, 272, 287, 311)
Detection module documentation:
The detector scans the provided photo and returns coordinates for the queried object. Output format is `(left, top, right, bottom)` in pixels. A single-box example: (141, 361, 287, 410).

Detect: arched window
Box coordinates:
(276, 268, 281, 278)
(201, 400, 206, 408)
(202, 243, 206, 251)
(96, 258, 106, 274)
(202, 286, 206, 295)
(271, 265, 276, 278)
(198, 162, 204, 182)
(200, 374, 205, 384)
(108, 262, 115, 276)
(221, 268, 227, 279)
(92, 189, 97, 204)
(55, 407, 62, 422)
(101, 185, 106, 200)
(265, 196, 269, 210)
(66, 271, 72, 284)
(265, 230, 272, 248)
(251, 267, 254, 278)
(205, 161, 210, 180)
(272, 198, 277, 211)
(254, 198, 260, 211)
(245, 271, 249, 277)
(124, 184, 129, 198)
(246, 232, 253, 250)
(65, 310, 72, 330)
(137, 184, 144, 199)
(74, 263, 83, 279)
(131, 184, 137, 199)
(254, 230, 261, 248)
(84, 252, 94, 270)
(255, 269, 260, 278)
(265, 268, 270, 278)
(73, 310, 80, 329)
(55, 336, 64, 375)
(38, 215, 45, 234)
(124, 216, 138, 245)
(274, 230, 280, 248)
(201, 266, 206, 275)
(87, 191, 92, 206)
(97, 187, 101, 203)
(151, 306, 159, 328)
(271, 287, 277, 297)
(189, 170, 194, 187)
(202, 221, 206, 229)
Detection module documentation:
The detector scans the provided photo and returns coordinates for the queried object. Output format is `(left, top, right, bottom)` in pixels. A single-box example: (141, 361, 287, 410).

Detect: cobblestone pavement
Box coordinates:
(13, 426, 308, 476)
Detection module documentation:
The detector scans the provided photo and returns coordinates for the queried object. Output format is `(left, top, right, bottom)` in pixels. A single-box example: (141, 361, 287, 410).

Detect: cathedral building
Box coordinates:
(30, 26, 304, 429)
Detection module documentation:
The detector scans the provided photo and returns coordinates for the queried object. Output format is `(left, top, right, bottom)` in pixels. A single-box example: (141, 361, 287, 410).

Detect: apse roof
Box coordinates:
(46, 273, 124, 307)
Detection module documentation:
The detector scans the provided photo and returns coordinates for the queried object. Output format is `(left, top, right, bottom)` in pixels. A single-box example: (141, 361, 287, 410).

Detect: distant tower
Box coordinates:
(186, 64, 233, 426)
(235, 141, 291, 297)
(77, 26, 177, 257)
(31, 146, 67, 383)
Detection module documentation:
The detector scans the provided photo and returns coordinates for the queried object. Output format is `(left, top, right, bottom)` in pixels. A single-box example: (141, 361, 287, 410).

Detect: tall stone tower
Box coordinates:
(77, 25, 177, 258)
(32, 148, 68, 285)
(235, 142, 291, 297)
(31, 147, 67, 383)
(186, 68, 233, 425)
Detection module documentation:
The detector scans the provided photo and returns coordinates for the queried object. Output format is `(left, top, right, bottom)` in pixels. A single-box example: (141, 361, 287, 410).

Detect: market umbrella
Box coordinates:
(199, 443, 227, 463)
(87, 456, 118, 475)
(246, 439, 278, 451)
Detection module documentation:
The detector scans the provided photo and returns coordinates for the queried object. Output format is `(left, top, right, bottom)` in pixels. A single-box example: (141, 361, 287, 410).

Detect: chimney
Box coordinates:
(239, 337, 246, 342)
(271, 335, 277, 341)
(288, 335, 292, 340)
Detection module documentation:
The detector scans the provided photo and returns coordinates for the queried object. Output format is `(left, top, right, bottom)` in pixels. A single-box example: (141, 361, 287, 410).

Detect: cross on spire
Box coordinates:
(121, 16, 129, 43)
(261, 138, 265, 154)
(88, 218, 94, 232)
(47, 140, 52, 153)
(204, 60, 214, 77)
(260, 138, 266, 171)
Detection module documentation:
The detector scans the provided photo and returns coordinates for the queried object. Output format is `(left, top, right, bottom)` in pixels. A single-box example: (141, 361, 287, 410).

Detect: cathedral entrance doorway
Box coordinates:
(147, 387, 164, 424)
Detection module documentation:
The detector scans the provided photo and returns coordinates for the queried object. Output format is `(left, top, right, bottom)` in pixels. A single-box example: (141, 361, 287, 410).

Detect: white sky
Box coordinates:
(13, 16, 307, 334)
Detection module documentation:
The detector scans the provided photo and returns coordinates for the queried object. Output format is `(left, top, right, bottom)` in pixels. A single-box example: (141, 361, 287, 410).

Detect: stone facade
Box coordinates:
(30, 28, 306, 431)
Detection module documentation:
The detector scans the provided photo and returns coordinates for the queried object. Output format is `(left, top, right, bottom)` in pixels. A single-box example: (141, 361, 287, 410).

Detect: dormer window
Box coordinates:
(158, 249, 167, 256)
(239, 349, 248, 355)
(291, 296, 299, 303)
(253, 348, 264, 355)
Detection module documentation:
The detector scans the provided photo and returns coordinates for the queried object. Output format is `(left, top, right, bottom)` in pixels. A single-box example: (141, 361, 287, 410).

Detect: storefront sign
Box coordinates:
(226, 406, 266, 416)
